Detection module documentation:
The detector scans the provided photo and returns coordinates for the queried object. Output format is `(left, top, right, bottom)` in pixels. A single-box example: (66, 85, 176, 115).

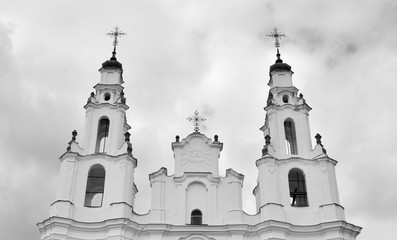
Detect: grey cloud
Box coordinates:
(295, 28, 326, 53)
(1, 1, 397, 240)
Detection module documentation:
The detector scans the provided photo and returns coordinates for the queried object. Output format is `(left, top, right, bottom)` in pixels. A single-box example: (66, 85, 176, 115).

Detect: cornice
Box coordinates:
(84, 102, 129, 111)
(149, 167, 168, 181)
(173, 172, 221, 185)
(37, 216, 362, 238)
(71, 152, 137, 166)
(225, 168, 244, 182)
(93, 83, 124, 91)
(264, 103, 311, 113)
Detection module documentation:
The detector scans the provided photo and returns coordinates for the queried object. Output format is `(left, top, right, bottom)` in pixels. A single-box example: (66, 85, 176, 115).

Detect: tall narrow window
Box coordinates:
(191, 209, 202, 225)
(284, 119, 298, 155)
(96, 118, 110, 153)
(84, 165, 105, 207)
(288, 168, 308, 207)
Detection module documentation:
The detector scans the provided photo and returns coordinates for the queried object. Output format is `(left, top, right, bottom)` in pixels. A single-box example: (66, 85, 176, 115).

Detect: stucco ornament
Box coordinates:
(320, 162, 328, 174)
(181, 136, 212, 172)
(179, 234, 215, 240)
(268, 161, 275, 174)
(118, 159, 126, 170)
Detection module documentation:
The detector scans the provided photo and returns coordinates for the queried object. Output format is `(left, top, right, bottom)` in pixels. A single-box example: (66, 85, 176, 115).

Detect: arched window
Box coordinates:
(288, 168, 308, 207)
(282, 94, 289, 103)
(96, 118, 110, 153)
(191, 209, 202, 225)
(284, 119, 298, 155)
(84, 165, 105, 207)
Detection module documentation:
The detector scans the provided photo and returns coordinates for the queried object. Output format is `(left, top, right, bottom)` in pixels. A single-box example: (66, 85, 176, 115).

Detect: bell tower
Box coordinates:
(253, 28, 361, 239)
(38, 27, 138, 239)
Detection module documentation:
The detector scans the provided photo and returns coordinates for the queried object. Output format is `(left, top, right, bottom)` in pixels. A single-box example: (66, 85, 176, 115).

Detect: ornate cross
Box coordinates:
(187, 110, 207, 132)
(266, 27, 285, 48)
(106, 26, 126, 51)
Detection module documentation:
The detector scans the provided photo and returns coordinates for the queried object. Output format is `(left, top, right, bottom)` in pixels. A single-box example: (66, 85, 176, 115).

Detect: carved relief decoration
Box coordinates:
(181, 136, 212, 172)
(268, 161, 275, 174)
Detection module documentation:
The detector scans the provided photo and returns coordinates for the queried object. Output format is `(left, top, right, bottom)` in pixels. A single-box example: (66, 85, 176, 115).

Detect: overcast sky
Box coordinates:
(0, 1, 396, 239)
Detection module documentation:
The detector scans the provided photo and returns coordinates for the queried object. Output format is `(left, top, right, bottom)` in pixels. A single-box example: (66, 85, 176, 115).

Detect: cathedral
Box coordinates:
(37, 28, 362, 240)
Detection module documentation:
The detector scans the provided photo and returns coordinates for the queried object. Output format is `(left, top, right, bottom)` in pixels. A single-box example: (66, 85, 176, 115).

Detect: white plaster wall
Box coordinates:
(51, 154, 136, 222)
(265, 105, 312, 160)
(255, 156, 345, 225)
(99, 68, 123, 85)
(269, 71, 293, 88)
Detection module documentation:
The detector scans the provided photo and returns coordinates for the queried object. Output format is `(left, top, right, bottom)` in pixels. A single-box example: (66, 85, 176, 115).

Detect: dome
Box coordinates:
(269, 49, 292, 74)
(102, 56, 122, 69)
(269, 61, 291, 73)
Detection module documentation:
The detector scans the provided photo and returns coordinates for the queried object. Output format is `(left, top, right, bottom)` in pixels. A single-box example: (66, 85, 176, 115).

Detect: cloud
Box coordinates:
(0, 1, 397, 240)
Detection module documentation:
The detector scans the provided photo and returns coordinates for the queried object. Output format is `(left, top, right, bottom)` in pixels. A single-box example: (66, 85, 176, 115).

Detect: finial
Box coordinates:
(267, 27, 286, 63)
(120, 91, 126, 104)
(124, 132, 131, 142)
(214, 135, 219, 143)
(106, 26, 126, 60)
(87, 92, 95, 104)
(315, 133, 322, 145)
(72, 130, 77, 141)
(187, 110, 207, 133)
(124, 132, 133, 154)
(262, 135, 271, 156)
(175, 135, 180, 142)
(265, 135, 271, 145)
(67, 130, 77, 152)
(315, 133, 327, 154)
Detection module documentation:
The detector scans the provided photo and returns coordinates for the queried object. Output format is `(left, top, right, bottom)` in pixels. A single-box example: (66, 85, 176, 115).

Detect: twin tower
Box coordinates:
(37, 31, 362, 240)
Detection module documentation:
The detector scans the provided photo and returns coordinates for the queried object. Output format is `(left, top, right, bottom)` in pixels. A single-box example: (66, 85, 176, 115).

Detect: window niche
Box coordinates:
(288, 168, 308, 207)
(103, 92, 111, 101)
(191, 209, 203, 225)
(96, 117, 110, 153)
(284, 119, 298, 155)
(84, 165, 105, 207)
(282, 94, 289, 103)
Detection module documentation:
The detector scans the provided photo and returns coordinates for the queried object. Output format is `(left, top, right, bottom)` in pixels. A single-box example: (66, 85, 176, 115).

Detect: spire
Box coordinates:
(102, 27, 126, 69)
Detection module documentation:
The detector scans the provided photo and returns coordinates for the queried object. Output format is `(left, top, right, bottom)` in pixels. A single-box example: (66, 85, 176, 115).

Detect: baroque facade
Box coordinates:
(37, 29, 362, 240)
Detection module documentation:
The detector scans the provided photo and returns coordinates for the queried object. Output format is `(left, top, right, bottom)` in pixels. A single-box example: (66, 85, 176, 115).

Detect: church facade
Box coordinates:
(37, 28, 362, 240)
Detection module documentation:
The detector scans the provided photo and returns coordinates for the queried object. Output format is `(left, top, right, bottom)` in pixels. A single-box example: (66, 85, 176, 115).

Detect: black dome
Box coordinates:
(269, 61, 291, 72)
(102, 56, 122, 69)
(269, 49, 292, 74)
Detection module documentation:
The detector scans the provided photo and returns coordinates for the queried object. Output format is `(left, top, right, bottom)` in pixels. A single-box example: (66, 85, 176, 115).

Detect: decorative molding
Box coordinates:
(149, 167, 168, 181)
(319, 162, 328, 174)
(37, 216, 362, 239)
(225, 168, 244, 181)
(267, 161, 275, 174)
(178, 234, 215, 240)
(319, 203, 345, 210)
(50, 200, 74, 206)
(173, 172, 220, 186)
(118, 160, 126, 170)
(110, 201, 133, 209)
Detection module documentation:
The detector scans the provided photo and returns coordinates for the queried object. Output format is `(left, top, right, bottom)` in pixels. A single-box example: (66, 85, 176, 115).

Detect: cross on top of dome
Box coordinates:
(266, 27, 285, 49)
(106, 26, 126, 60)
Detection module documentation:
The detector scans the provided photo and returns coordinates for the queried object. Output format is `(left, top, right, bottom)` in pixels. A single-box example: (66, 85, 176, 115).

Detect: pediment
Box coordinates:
(172, 133, 222, 175)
